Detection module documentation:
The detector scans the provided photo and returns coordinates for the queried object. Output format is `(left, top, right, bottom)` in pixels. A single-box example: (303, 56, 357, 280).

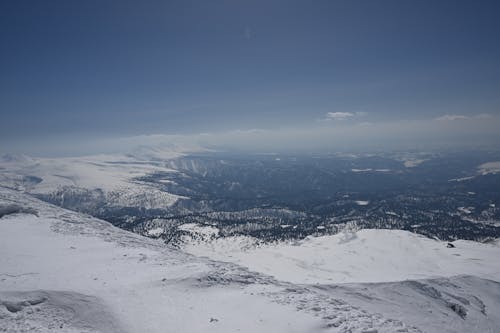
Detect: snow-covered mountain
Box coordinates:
(0, 188, 321, 333)
(1, 151, 500, 243)
(179, 225, 500, 284)
(0, 151, 186, 210)
(2, 187, 500, 332)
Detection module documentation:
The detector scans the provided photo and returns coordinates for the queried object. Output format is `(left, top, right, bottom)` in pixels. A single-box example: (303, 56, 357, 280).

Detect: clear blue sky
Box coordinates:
(1, 1, 500, 154)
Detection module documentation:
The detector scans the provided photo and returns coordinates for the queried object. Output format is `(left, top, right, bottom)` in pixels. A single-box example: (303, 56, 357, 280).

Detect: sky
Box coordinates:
(1, 0, 500, 155)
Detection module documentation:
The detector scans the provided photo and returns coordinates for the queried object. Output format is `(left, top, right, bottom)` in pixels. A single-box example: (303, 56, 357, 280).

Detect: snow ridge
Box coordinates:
(2, 187, 500, 332)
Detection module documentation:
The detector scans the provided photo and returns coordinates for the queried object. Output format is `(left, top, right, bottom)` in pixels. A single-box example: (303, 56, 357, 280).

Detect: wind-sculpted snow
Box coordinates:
(0, 204, 38, 218)
(0, 290, 124, 333)
(2, 187, 500, 332)
(314, 276, 500, 332)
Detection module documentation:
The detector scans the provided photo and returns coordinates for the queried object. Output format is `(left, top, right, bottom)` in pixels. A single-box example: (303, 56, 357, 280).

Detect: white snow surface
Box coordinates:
(178, 223, 220, 237)
(479, 161, 500, 175)
(146, 227, 164, 237)
(350, 169, 391, 173)
(182, 229, 500, 284)
(446, 161, 500, 182)
(0, 152, 186, 209)
(2, 188, 500, 332)
(0, 188, 322, 333)
(402, 159, 426, 168)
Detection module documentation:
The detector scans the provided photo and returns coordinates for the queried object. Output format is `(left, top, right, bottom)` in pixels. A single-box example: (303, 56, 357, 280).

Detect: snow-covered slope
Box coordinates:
(181, 228, 500, 284)
(0, 151, 185, 209)
(479, 161, 500, 175)
(2, 188, 500, 332)
(0, 188, 322, 333)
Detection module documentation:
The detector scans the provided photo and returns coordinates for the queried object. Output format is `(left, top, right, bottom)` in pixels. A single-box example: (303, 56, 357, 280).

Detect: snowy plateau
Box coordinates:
(1, 151, 500, 332)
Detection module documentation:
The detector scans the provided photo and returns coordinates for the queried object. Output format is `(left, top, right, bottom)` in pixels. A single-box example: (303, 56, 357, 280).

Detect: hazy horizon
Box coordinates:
(2, 1, 500, 155)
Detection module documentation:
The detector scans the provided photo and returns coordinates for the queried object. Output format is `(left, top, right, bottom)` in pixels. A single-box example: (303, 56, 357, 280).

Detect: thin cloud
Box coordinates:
(435, 113, 493, 121)
(325, 112, 355, 121)
(435, 114, 470, 121)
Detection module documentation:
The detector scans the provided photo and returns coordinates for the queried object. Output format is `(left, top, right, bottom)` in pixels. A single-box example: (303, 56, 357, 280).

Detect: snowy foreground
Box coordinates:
(2, 188, 500, 332)
(181, 227, 500, 284)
